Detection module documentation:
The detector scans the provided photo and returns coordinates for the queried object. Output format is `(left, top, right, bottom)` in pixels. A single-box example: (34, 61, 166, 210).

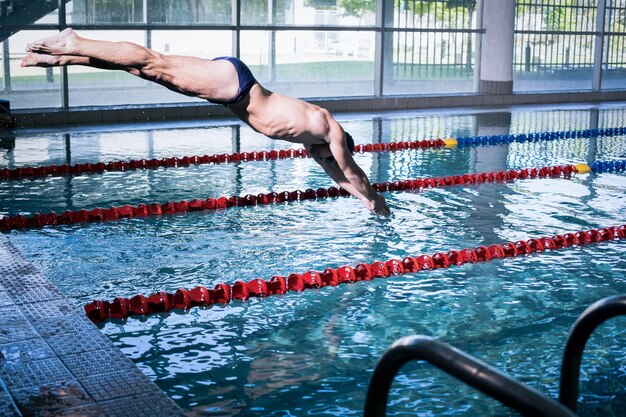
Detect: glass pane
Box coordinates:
(67, 30, 232, 106)
(67, 31, 146, 107)
(602, 35, 626, 90)
(603, 0, 626, 90)
(241, 0, 375, 26)
(67, 0, 144, 25)
(151, 30, 232, 60)
(513, 0, 598, 92)
(513, 33, 594, 92)
(148, 0, 231, 25)
(515, 0, 598, 33)
(241, 30, 375, 97)
(605, 0, 625, 32)
(387, 0, 478, 30)
(3, 31, 62, 110)
(384, 30, 475, 95)
(151, 29, 233, 102)
(1, 0, 58, 25)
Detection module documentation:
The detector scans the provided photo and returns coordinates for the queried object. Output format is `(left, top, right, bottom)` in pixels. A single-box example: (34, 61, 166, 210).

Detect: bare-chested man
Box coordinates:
(22, 28, 390, 215)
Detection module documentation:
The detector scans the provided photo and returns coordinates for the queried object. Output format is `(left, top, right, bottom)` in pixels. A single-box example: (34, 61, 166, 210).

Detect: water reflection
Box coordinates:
(4, 105, 626, 416)
(2, 106, 626, 215)
(466, 112, 511, 243)
(0, 131, 15, 152)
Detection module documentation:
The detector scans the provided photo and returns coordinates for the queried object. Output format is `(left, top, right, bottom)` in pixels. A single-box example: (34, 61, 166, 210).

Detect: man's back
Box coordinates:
(228, 84, 334, 147)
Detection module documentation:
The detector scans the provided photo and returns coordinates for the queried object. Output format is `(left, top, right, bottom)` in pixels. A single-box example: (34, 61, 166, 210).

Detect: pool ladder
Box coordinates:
(364, 294, 626, 417)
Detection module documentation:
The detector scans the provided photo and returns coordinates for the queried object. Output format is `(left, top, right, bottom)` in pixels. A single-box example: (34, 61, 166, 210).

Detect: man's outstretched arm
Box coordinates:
(306, 144, 389, 215)
(309, 120, 390, 216)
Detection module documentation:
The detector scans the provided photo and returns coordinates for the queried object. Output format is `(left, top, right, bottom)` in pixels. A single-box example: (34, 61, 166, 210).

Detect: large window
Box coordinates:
(148, 0, 232, 25)
(384, 0, 479, 95)
(241, 30, 376, 97)
(602, 0, 626, 90)
(67, 0, 144, 24)
(513, 0, 620, 92)
(1, 0, 624, 110)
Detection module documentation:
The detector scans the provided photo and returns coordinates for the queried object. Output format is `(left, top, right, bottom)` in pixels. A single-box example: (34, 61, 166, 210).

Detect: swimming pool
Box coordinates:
(2, 104, 626, 416)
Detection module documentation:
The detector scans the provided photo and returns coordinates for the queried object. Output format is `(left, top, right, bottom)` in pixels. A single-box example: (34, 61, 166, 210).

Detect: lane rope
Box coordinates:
(0, 139, 443, 180)
(1, 127, 624, 180)
(1, 161, 625, 232)
(83, 224, 626, 322)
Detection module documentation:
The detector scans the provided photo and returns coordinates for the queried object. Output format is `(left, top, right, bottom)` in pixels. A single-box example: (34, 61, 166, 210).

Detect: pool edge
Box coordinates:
(0, 234, 187, 417)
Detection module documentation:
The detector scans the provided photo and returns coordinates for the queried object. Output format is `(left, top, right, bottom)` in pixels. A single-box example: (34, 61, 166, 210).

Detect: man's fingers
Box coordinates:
(373, 207, 391, 216)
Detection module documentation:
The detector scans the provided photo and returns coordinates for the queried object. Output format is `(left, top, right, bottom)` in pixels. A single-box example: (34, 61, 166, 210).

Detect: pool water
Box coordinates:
(2, 104, 626, 416)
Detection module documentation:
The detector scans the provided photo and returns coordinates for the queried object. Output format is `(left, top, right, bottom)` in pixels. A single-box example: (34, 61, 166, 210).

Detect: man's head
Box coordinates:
(308, 131, 355, 165)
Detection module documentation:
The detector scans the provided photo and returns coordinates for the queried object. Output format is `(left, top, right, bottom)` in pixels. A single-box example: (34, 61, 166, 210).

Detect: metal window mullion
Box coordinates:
(268, 0, 276, 83)
(374, 0, 385, 97)
(473, 0, 483, 92)
(460, 6, 464, 72)
(593, 0, 607, 90)
(232, 0, 240, 57)
(446, 2, 450, 73)
(457, 12, 461, 72)
(59, 0, 69, 109)
(603, 0, 612, 66)
(541, 31, 554, 69)
(393, 6, 397, 76)
(3, 39, 11, 92)
(410, 0, 415, 77)
(402, 1, 407, 78)
(144, 0, 153, 60)
(557, 30, 562, 68)
(145, 0, 151, 51)
(411, 16, 415, 77)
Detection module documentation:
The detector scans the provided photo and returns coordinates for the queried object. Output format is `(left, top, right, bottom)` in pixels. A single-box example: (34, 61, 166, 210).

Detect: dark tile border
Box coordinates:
(0, 237, 186, 417)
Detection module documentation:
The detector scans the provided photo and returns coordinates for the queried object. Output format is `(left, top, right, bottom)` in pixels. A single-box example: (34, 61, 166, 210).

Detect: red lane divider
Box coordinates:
(0, 139, 446, 180)
(84, 224, 626, 322)
(0, 164, 578, 232)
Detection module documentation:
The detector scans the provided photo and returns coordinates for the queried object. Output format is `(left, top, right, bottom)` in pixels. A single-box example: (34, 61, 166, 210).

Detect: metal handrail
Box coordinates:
(364, 335, 577, 417)
(559, 294, 626, 411)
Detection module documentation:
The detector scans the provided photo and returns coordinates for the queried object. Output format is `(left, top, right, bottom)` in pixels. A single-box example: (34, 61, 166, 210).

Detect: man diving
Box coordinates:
(23, 29, 391, 215)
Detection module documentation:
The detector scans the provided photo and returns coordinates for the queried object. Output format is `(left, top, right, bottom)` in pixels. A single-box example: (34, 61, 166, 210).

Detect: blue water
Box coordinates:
(2, 104, 626, 416)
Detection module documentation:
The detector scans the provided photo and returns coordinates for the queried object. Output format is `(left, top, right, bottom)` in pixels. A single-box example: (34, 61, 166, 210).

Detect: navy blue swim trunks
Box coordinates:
(209, 56, 256, 105)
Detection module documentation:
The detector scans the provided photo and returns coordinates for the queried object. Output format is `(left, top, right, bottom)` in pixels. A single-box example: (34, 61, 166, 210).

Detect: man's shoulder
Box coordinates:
(307, 103, 334, 120)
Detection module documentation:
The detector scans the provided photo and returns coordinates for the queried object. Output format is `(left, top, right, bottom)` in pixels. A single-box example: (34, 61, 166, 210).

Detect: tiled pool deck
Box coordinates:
(0, 235, 186, 417)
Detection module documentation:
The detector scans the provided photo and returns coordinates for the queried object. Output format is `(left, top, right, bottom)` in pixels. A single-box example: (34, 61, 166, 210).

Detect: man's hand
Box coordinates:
(365, 194, 391, 216)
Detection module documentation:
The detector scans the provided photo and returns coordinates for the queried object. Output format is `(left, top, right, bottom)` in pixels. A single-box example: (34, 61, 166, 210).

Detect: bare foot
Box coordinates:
(26, 28, 79, 55)
(21, 53, 61, 67)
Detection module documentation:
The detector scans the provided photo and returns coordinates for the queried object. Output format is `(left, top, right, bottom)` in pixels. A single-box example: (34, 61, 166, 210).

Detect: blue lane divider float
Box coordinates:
(455, 127, 626, 147)
(588, 160, 626, 174)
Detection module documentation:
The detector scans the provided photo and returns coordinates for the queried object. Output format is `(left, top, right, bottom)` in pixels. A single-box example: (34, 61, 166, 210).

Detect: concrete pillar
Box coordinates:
(479, 0, 514, 95)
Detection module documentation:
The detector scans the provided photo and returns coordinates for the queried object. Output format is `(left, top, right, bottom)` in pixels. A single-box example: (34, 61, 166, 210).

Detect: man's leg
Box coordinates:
(24, 28, 239, 101)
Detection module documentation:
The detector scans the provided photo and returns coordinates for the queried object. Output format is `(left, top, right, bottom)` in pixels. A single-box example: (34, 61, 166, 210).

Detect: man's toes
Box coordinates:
(20, 55, 36, 67)
(20, 53, 58, 67)
(26, 42, 42, 53)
